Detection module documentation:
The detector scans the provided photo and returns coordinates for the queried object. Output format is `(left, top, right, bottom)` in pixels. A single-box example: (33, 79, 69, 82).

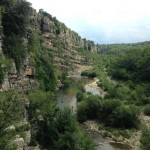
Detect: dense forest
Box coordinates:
(0, 0, 150, 150)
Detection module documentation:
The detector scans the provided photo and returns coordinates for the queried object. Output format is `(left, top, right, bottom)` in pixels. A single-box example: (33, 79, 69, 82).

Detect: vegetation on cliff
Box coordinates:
(1, 0, 31, 69)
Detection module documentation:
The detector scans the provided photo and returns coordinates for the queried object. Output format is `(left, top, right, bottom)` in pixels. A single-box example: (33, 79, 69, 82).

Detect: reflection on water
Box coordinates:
(85, 85, 101, 96)
(99, 144, 123, 150)
(67, 73, 84, 78)
(57, 86, 77, 110)
(57, 75, 92, 110)
(86, 130, 127, 150)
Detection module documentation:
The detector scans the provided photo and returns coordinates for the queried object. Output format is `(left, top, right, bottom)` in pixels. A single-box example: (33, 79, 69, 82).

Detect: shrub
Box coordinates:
(3, 36, 26, 69)
(110, 105, 139, 128)
(81, 70, 97, 78)
(86, 95, 101, 119)
(100, 99, 121, 121)
(119, 130, 131, 139)
(16, 124, 30, 133)
(77, 102, 88, 122)
(76, 91, 85, 102)
(141, 127, 150, 150)
(0, 92, 25, 149)
(2, 0, 31, 70)
(143, 105, 150, 116)
(0, 58, 10, 84)
(2, 0, 31, 36)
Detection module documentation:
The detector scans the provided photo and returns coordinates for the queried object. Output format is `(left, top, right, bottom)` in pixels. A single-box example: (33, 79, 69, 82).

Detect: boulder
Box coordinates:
(1, 73, 10, 91)
(9, 60, 17, 75)
(13, 135, 25, 150)
(5, 125, 16, 132)
(24, 131, 31, 144)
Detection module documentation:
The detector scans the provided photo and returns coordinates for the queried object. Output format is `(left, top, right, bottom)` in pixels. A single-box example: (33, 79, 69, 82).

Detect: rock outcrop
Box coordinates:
(0, 6, 97, 92)
(0, 53, 38, 92)
(0, 10, 37, 92)
(28, 9, 96, 72)
(1, 0, 101, 87)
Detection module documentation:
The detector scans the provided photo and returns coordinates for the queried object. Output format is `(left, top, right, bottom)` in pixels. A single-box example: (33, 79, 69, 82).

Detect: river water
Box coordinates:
(57, 73, 130, 150)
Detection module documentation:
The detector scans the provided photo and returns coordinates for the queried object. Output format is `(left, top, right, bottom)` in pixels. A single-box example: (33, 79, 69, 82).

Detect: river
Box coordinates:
(57, 73, 130, 150)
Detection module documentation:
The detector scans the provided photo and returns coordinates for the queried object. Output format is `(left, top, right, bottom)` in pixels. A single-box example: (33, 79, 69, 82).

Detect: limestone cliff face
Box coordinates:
(0, 6, 98, 92)
(37, 9, 98, 52)
(28, 9, 97, 71)
(0, 13, 37, 92)
(1, 57, 37, 92)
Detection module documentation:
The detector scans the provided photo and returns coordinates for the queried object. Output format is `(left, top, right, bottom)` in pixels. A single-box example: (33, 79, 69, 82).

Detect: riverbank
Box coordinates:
(85, 78, 107, 98)
(83, 120, 141, 150)
(58, 64, 144, 150)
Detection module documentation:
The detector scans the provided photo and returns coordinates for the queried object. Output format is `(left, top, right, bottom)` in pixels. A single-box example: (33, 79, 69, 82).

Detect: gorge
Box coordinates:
(0, 0, 150, 150)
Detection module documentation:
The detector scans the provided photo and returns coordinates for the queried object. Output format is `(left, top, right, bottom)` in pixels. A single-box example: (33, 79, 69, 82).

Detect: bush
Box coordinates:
(54, 129, 96, 150)
(144, 105, 150, 116)
(77, 95, 102, 121)
(36, 106, 96, 150)
(110, 105, 139, 128)
(100, 99, 121, 121)
(55, 107, 77, 134)
(16, 124, 30, 133)
(2, 0, 31, 70)
(77, 102, 88, 122)
(0, 92, 25, 128)
(86, 95, 101, 119)
(3, 36, 26, 69)
(28, 90, 56, 118)
(81, 70, 97, 78)
(2, 0, 31, 36)
(33, 50, 56, 92)
(0, 92, 25, 149)
(119, 129, 131, 139)
(141, 127, 150, 150)
(76, 91, 85, 102)
(0, 58, 10, 84)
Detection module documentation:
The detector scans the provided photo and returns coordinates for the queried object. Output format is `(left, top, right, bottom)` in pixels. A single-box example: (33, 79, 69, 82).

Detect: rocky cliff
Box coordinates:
(0, 4, 98, 92)
(29, 8, 97, 71)
(0, 3, 37, 92)
(0, 1, 98, 149)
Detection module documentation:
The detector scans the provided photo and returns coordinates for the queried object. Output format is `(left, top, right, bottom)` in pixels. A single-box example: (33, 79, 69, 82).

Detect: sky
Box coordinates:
(28, 0, 150, 44)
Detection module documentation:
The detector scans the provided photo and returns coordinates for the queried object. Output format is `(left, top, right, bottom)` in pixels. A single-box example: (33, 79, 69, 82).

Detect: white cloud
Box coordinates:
(28, 0, 150, 43)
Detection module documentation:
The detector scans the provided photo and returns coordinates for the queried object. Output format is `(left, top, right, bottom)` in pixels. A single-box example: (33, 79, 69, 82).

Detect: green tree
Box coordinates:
(77, 101, 88, 122)
(76, 91, 85, 102)
(0, 92, 25, 149)
(100, 99, 121, 122)
(86, 95, 101, 119)
(111, 105, 139, 128)
(2, 0, 31, 69)
(2, 0, 31, 36)
(54, 108, 95, 150)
